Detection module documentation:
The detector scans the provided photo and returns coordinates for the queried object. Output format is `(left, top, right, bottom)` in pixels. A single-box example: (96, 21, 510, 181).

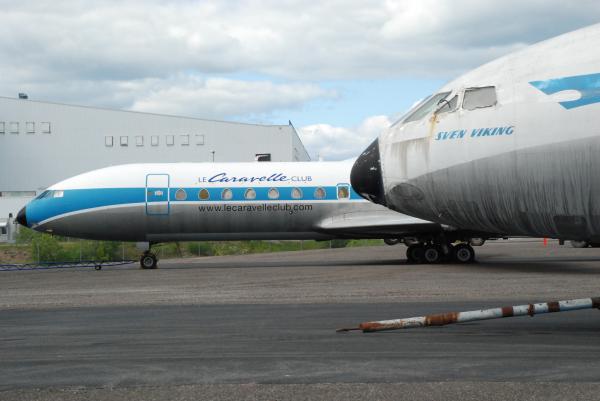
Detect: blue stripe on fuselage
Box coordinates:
(26, 186, 365, 225)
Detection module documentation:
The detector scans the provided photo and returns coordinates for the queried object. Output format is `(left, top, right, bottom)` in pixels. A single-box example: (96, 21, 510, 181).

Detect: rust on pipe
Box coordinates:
(337, 297, 600, 333)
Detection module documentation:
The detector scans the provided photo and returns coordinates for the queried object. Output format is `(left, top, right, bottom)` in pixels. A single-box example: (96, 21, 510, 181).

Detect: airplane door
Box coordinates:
(146, 174, 170, 215)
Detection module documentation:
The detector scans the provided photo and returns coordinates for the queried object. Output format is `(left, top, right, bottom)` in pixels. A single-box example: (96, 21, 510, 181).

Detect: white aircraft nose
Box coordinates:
(350, 139, 386, 205)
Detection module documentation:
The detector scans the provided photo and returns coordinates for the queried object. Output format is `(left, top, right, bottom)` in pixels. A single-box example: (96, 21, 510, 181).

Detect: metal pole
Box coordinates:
(337, 297, 600, 333)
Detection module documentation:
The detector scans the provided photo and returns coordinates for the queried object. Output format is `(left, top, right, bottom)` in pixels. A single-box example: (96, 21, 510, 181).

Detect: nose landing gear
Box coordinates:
(140, 251, 158, 269)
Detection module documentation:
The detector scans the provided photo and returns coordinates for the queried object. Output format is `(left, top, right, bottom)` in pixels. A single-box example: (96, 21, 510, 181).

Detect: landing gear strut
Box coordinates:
(140, 251, 158, 269)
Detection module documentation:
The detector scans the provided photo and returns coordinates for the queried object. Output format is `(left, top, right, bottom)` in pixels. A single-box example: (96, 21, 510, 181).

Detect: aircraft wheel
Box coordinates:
(406, 244, 425, 264)
(140, 253, 158, 269)
(453, 244, 475, 263)
(423, 245, 443, 264)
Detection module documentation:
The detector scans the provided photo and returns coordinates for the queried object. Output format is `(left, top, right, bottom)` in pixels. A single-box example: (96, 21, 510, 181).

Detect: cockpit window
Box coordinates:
(435, 94, 458, 115)
(462, 86, 497, 110)
(35, 190, 63, 199)
(35, 191, 49, 200)
(402, 92, 451, 123)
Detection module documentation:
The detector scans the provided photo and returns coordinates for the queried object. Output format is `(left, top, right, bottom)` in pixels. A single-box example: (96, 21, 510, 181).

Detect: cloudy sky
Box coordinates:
(2, 1, 599, 160)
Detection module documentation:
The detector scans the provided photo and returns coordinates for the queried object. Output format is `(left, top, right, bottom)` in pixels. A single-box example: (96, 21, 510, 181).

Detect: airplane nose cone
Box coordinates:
(16, 207, 27, 227)
(350, 138, 386, 205)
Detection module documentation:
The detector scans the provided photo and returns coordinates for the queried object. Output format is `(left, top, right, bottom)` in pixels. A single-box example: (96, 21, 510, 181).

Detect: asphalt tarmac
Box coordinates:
(2, 240, 600, 400)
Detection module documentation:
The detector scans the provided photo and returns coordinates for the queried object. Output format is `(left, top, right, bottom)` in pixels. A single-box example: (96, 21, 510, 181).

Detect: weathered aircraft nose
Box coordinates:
(16, 207, 27, 227)
(350, 139, 386, 206)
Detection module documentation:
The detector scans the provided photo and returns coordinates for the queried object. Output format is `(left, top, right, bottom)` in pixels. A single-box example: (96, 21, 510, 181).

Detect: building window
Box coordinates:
(0, 122, 4, 134)
(314, 187, 326, 199)
(9, 122, 19, 134)
(255, 153, 271, 162)
(105, 136, 114, 147)
(136, 136, 144, 147)
(40, 122, 51, 134)
(221, 188, 233, 200)
(291, 187, 303, 199)
(181, 134, 189, 146)
(25, 122, 35, 134)
(151, 135, 159, 146)
(337, 185, 350, 199)
(175, 188, 187, 201)
(463, 86, 497, 110)
(244, 188, 256, 200)
(0, 191, 37, 197)
(120, 136, 128, 146)
(166, 135, 174, 146)
(268, 188, 279, 199)
(196, 134, 205, 145)
(198, 188, 210, 200)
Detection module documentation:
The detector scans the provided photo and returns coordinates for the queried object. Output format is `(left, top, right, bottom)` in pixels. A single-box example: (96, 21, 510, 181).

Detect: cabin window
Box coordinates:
(198, 188, 210, 200)
(244, 188, 257, 200)
(268, 188, 279, 199)
(291, 187, 303, 199)
(337, 185, 350, 199)
(403, 92, 451, 123)
(435, 94, 458, 115)
(105, 136, 113, 147)
(221, 188, 233, 200)
(462, 86, 497, 110)
(175, 188, 187, 201)
(151, 135, 159, 146)
(314, 187, 326, 199)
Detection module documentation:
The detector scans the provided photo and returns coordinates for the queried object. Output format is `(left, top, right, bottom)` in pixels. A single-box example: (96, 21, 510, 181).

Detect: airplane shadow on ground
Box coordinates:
(161, 254, 600, 275)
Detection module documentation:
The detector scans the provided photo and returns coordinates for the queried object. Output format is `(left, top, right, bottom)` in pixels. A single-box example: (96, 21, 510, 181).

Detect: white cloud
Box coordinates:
(0, 0, 598, 130)
(299, 115, 392, 160)
(129, 76, 336, 119)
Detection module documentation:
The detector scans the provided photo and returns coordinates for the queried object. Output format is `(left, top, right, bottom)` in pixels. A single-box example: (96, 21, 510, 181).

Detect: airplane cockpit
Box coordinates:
(390, 86, 498, 129)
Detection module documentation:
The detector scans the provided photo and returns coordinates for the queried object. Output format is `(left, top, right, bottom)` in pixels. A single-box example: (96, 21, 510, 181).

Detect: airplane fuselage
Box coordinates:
(352, 24, 600, 242)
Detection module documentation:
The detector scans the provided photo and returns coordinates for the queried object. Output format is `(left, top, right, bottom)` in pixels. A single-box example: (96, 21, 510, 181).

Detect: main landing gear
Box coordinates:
(140, 251, 158, 269)
(406, 242, 475, 264)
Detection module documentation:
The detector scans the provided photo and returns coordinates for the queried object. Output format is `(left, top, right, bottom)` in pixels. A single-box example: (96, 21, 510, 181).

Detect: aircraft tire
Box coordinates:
(140, 253, 158, 269)
(453, 244, 475, 263)
(406, 244, 425, 264)
(423, 245, 443, 264)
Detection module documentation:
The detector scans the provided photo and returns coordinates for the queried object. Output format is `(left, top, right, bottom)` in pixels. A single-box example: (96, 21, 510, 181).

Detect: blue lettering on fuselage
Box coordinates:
(435, 126, 514, 141)
(204, 173, 312, 184)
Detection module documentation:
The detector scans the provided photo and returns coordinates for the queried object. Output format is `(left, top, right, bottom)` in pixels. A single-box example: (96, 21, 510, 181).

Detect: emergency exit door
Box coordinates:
(145, 174, 170, 215)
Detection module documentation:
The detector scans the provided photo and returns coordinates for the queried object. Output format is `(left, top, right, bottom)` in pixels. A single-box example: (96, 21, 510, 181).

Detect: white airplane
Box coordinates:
(351, 23, 600, 259)
(16, 161, 496, 268)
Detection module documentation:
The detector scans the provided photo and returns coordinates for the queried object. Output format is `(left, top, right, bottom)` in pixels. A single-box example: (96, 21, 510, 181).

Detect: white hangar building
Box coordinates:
(0, 95, 310, 242)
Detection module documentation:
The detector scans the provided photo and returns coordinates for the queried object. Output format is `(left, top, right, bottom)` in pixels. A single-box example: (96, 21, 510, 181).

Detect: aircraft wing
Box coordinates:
(315, 211, 442, 238)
